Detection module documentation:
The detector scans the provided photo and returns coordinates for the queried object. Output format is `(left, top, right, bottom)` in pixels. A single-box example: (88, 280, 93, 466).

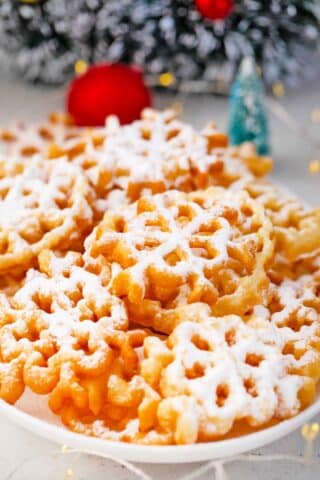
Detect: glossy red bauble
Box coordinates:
(67, 63, 152, 126)
(195, 0, 233, 21)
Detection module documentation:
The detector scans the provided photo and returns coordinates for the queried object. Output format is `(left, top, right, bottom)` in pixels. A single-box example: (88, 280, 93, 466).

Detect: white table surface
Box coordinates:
(0, 68, 319, 479)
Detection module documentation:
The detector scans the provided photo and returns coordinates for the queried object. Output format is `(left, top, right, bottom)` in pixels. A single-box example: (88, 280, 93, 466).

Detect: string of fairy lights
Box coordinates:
(4, 422, 320, 479)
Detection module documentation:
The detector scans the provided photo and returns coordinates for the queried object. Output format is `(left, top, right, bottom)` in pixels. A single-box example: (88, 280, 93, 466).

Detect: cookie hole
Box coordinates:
(268, 299, 284, 314)
(189, 238, 217, 260)
(208, 159, 224, 174)
(66, 142, 86, 160)
(215, 271, 237, 296)
(206, 245, 219, 260)
(55, 193, 70, 210)
(19, 226, 42, 244)
(99, 303, 113, 318)
(245, 353, 263, 367)
(245, 187, 259, 200)
(38, 126, 53, 140)
(197, 219, 220, 235)
(164, 249, 183, 266)
(221, 206, 238, 224)
(32, 291, 53, 314)
(1, 130, 17, 142)
(286, 314, 311, 332)
(227, 244, 254, 274)
(145, 217, 168, 231)
(140, 127, 151, 140)
(166, 128, 180, 140)
(247, 220, 261, 234)
(191, 334, 210, 351)
(39, 219, 52, 234)
(137, 197, 156, 214)
(190, 195, 205, 208)
(136, 238, 161, 251)
(191, 247, 209, 260)
(28, 327, 41, 342)
(267, 270, 284, 286)
(68, 283, 84, 307)
(225, 328, 236, 346)
(185, 362, 205, 379)
(92, 135, 105, 148)
(216, 383, 229, 407)
(82, 157, 98, 170)
(241, 205, 253, 217)
(76, 337, 91, 355)
(28, 199, 40, 209)
(0, 187, 10, 200)
(86, 295, 113, 320)
(21, 146, 39, 157)
(22, 188, 32, 196)
(282, 342, 294, 356)
(62, 269, 71, 278)
(0, 236, 9, 254)
(177, 204, 195, 222)
(244, 377, 258, 397)
(58, 180, 72, 195)
(114, 217, 125, 233)
(283, 342, 305, 361)
(304, 298, 320, 313)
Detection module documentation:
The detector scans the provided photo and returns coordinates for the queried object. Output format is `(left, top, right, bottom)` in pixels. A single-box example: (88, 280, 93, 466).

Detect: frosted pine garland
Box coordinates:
(0, 0, 318, 90)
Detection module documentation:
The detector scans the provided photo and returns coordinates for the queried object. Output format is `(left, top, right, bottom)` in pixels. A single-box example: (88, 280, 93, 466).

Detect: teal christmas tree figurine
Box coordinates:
(228, 57, 270, 155)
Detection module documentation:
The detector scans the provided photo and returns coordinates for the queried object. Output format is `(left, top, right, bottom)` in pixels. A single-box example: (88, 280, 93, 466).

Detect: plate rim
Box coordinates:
(1, 397, 320, 463)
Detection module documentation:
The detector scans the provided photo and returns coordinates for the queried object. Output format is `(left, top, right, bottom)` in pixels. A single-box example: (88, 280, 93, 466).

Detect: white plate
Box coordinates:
(0, 390, 320, 463)
(0, 191, 317, 464)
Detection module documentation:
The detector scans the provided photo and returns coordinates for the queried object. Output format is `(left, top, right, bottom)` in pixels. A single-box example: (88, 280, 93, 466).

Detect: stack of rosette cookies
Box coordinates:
(0, 109, 319, 445)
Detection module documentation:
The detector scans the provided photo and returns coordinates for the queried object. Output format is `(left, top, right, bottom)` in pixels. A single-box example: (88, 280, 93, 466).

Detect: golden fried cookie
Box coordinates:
(0, 113, 78, 160)
(140, 293, 319, 444)
(58, 374, 172, 445)
(59, 272, 320, 445)
(242, 179, 320, 260)
(86, 187, 274, 332)
(47, 109, 272, 217)
(2, 109, 272, 223)
(0, 250, 146, 414)
(0, 157, 93, 274)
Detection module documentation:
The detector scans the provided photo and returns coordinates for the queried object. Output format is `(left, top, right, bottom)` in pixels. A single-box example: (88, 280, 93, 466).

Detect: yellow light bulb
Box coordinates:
(65, 467, 74, 478)
(301, 422, 320, 440)
(309, 160, 320, 174)
(272, 82, 285, 98)
(311, 108, 320, 123)
(74, 60, 88, 76)
(159, 72, 176, 87)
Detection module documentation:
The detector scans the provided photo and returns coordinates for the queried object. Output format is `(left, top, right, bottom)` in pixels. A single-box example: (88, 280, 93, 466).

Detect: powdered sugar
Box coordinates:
(12, 251, 128, 350)
(86, 187, 274, 317)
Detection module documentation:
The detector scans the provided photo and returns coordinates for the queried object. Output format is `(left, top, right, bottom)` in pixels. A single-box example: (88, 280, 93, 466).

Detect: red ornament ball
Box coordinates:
(67, 63, 152, 127)
(195, 0, 233, 21)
